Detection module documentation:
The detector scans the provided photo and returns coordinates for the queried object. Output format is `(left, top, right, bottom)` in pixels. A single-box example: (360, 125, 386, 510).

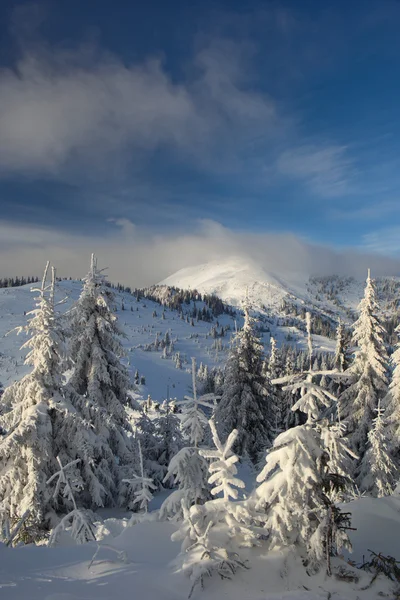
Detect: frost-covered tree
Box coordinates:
(123, 441, 156, 513)
(266, 336, 287, 435)
(340, 270, 389, 457)
(256, 421, 352, 569)
(67, 254, 135, 507)
(160, 359, 210, 520)
(172, 419, 256, 596)
(383, 321, 400, 469)
(215, 302, 273, 462)
(358, 402, 396, 497)
(47, 457, 96, 546)
(0, 264, 62, 532)
(69, 254, 131, 423)
(154, 403, 183, 484)
(259, 316, 354, 569)
(273, 315, 338, 425)
(334, 319, 349, 373)
(0, 261, 136, 536)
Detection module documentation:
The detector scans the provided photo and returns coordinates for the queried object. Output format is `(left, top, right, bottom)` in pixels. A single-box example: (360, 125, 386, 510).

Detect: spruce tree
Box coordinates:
(0, 263, 120, 534)
(215, 302, 273, 462)
(160, 359, 210, 520)
(172, 419, 255, 596)
(340, 270, 389, 459)
(358, 401, 396, 497)
(383, 320, 400, 470)
(67, 254, 135, 507)
(258, 314, 354, 569)
(0, 264, 61, 533)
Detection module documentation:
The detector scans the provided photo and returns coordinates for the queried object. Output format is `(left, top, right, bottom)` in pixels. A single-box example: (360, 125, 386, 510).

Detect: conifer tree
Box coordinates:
(0, 264, 118, 532)
(259, 314, 354, 569)
(160, 359, 210, 520)
(358, 401, 396, 497)
(383, 320, 400, 470)
(67, 254, 135, 507)
(0, 264, 61, 532)
(334, 319, 349, 373)
(340, 270, 389, 458)
(215, 301, 273, 462)
(172, 419, 255, 596)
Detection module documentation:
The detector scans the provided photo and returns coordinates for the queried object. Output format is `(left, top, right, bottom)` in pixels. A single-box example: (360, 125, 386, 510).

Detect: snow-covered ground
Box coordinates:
(1, 494, 399, 600)
(0, 278, 335, 401)
(161, 256, 400, 324)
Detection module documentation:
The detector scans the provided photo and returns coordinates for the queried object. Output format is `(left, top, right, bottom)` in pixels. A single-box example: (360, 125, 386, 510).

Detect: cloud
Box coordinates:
(0, 38, 279, 177)
(0, 218, 399, 286)
(277, 144, 353, 197)
(0, 18, 358, 205)
(362, 227, 400, 256)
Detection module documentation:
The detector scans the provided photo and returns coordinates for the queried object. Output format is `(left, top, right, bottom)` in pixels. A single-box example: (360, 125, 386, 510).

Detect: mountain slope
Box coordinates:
(160, 256, 309, 310)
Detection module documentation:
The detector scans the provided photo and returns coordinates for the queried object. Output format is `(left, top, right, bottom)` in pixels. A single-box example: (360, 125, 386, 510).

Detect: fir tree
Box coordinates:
(215, 301, 273, 462)
(67, 254, 135, 507)
(340, 270, 389, 458)
(0, 264, 61, 532)
(123, 441, 156, 513)
(0, 264, 116, 532)
(383, 320, 400, 470)
(172, 419, 255, 597)
(259, 315, 354, 569)
(160, 359, 210, 520)
(358, 401, 396, 497)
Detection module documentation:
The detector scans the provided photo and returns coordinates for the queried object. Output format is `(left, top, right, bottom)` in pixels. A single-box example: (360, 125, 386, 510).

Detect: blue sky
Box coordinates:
(1, 0, 400, 262)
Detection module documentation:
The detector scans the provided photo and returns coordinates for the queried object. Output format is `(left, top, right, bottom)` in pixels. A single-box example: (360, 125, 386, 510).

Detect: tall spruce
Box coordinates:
(0, 264, 61, 533)
(215, 301, 273, 462)
(257, 314, 354, 570)
(340, 270, 389, 461)
(67, 254, 135, 507)
(383, 320, 400, 472)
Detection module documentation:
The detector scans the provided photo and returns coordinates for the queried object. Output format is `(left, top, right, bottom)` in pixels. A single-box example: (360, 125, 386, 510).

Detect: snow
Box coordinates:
(0, 280, 236, 401)
(0, 271, 399, 600)
(0, 495, 399, 599)
(160, 256, 300, 310)
(0, 278, 337, 404)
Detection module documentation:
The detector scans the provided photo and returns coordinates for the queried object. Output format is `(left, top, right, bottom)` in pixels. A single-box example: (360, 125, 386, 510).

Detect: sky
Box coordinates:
(1, 0, 400, 283)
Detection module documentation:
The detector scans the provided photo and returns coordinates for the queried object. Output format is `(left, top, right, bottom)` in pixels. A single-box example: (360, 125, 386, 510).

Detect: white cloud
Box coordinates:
(0, 40, 278, 177)
(277, 144, 353, 197)
(0, 219, 399, 286)
(362, 227, 400, 256)
(0, 30, 357, 201)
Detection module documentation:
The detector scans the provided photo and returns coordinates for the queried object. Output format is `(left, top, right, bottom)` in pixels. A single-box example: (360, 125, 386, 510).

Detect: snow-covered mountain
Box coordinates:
(160, 256, 400, 322)
(160, 256, 308, 310)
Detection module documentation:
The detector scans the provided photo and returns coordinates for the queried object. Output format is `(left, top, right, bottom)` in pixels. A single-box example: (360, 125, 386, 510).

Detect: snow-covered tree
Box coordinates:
(358, 401, 396, 497)
(340, 270, 389, 457)
(0, 264, 67, 533)
(266, 336, 286, 435)
(383, 321, 400, 469)
(259, 315, 354, 569)
(47, 456, 96, 546)
(123, 441, 156, 513)
(334, 319, 349, 373)
(256, 422, 352, 570)
(67, 254, 135, 507)
(172, 419, 256, 596)
(154, 403, 183, 484)
(160, 359, 210, 520)
(215, 301, 273, 462)
(319, 419, 357, 502)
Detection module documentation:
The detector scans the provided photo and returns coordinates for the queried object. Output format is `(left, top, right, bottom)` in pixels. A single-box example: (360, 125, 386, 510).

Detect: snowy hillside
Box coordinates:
(161, 256, 400, 323)
(160, 256, 308, 310)
(0, 278, 335, 401)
